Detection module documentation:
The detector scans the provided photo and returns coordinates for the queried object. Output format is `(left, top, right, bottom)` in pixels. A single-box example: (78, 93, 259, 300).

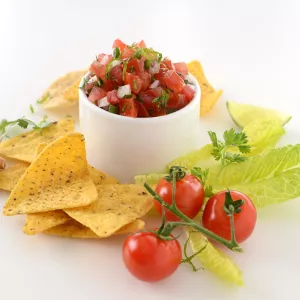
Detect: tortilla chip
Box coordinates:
(3, 133, 98, 216)
(44, 219, 145, 239)
(187, 60, 223, 116)
(0, 117, 74, 163)
(64, 184, 153, 237)
(42, 70, 87, 110)
(88, 165, 119, 187)
(23, 211, 70, 235)
(0, 163, 29, 191)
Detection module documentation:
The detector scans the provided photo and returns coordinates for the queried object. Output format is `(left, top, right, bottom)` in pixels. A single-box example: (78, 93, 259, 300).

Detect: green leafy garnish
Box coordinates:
(95, 77, 103, 87)
(207, 144, 300, 208)
(133, 79, 137, 90)
(208, 129, 251, 165)
(122, 60, 128, 81)
(36, 93, 50, 104)
(113, 47, 121, 59)
(184, 79, 189, 84)
(123, 94, 133, 99)
(29, 104, 35, 114)
(0, 115, 51, 141)
(152, 90, 170, 109)
(144, 59, 151, 70)
(191, 167, 214, 198)
(79, 77, 88, 89)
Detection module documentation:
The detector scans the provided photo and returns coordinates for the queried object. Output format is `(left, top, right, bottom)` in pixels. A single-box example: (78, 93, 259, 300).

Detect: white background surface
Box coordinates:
(0, 0, 300, 299)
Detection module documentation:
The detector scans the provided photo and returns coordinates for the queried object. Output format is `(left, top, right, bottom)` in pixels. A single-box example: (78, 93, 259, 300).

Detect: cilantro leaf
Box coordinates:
(37, 93, 50, 104)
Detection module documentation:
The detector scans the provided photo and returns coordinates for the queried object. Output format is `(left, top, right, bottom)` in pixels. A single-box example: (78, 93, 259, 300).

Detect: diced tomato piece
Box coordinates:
(136, 101, 149, 117)
(97, 54, 112, 65)
(181, 84, 195, 102)
(119, 98, 138, 118)
(154, 68, 168, 85)
(139, 87, 162, 110)
(107, 90, 120, 105)
(166, 93, 188, 109)
(124, 73, 143, 94)
(163, 70, 184, 93)
(84, 81, 97, 93)
(151, 108, 167, 117)
(173, 62, 189, 75)
(121, 47, 135, 59)
(88, 86, 107, 103)
(127, 58, 144, 75)
(112, 39, 126, 51)
(139, 72, 151, 91)
(136, 40, 147, 48)
(102, 79, 119, 92)
(110, 64, 124, 86)
(97, 53, 106, 62)
(90, 61, 107, 80)
(162, 59, 175, 70)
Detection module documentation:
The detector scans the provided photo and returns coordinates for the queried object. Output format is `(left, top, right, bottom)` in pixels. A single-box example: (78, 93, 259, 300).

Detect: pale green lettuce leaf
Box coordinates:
(134, 173, 167, 186)
(184, 227, 243, 285)
(243, 118, 285, 156)
(208, 145, 300, 207)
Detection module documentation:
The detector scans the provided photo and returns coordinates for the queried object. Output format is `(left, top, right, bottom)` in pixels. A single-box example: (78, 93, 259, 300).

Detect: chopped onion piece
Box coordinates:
(149, 62, 160, 74)
(97, 96, 109, 107)
(88, 75, 98, 84)
(111, 60, 121, 67)
(117, 84, 131, 98)
(187, 83, 196, 91)
(150, 80, 160, 89)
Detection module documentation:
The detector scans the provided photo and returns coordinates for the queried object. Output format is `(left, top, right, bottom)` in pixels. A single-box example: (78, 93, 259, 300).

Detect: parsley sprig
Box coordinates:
(0, 115, 51, 141)
(190, 167, 214, 198)
(208, 129, 251, 165)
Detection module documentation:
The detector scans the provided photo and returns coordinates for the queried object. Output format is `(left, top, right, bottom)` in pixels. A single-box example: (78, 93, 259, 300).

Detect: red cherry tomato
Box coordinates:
(202, 190, 257, 243)
(154, 174, 205, 221)
(122, 231, 182, 282)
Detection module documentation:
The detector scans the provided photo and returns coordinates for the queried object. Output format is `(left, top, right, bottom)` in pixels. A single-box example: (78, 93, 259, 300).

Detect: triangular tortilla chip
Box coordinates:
(0, 163, 29, 191)
(42, 70, 87, 110)
(44, 219, 145, 239)
(23, 166, 119, 234)
(3, 133, 97, 216)
(0, 117, 74, 163)
(23, 210, 70, 235)
(187, 60, 223, 116)
(64, 184, 153, 237)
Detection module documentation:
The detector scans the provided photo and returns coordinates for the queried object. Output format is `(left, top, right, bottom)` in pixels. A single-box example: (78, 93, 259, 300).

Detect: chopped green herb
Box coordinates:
(79, 77, 88, 89)
(144, 59, 151, 70)
(122, 60, 128, 80)
(136, 95, 143, 102)
(105, 59, 120, 80)
(36, 93, 50, 104)
(129, 66, 135, 73)
(120, 105, 127, 113)
(113, 47, 121, 59)
(96, 77, 103, 87)
(184, 79, 189, 84)
(123, 94, 133, 99)
(108, 104, 118, 114)
(133, 79, 137, 90)
(29, 104, 35, 114)
(152, 89, 170, 109)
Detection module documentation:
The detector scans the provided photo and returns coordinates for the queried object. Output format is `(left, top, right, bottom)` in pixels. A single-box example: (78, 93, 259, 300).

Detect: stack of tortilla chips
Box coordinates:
(0, 117, 153, 239)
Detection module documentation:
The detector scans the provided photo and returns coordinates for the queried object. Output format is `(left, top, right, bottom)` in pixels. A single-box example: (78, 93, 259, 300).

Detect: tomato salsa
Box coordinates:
(81, 39, 196, 118)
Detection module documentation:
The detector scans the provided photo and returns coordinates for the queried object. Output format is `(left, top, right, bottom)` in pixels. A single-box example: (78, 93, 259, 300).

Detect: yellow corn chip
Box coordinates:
(64, 184, 153, 237)
(0, 117, 74, 163)
(3, 133, 98, 216)
(23, 211, 70, 235)
(44, 219, 145, 239)
(0, 163, 29, 191)
(42, 70, 87, 110)
(23, 166, 119, 235)
(187, 60, 223, 116)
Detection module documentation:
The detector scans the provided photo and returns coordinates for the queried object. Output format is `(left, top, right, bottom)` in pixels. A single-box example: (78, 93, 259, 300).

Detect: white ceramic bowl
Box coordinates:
(79, 73, 201, 183)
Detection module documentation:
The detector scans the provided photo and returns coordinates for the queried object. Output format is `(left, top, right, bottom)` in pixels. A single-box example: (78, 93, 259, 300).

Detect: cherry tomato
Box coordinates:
(154, 174, 205, 221)
(202, 190, 257, 243)
(122, 231, 182, 282)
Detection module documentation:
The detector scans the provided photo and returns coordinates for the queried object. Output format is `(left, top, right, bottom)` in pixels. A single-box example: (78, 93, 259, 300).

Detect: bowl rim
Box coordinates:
(79, 71, 201, 124)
